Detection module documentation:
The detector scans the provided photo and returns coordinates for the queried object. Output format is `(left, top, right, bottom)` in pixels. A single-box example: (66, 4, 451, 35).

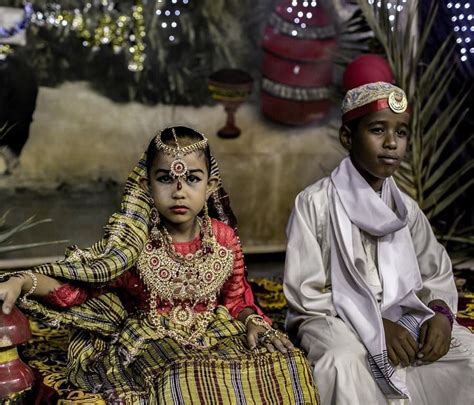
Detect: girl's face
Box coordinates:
(142, 151, 218, 235)
(340, 108, 410, 191)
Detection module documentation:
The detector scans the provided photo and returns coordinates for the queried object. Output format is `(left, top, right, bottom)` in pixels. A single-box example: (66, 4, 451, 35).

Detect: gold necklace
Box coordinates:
(137, 217, 234, 347)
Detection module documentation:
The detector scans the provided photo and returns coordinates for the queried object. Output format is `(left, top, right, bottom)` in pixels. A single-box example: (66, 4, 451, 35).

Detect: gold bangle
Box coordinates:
(244, 314, 271, 330)
(19, 271, 38, 303)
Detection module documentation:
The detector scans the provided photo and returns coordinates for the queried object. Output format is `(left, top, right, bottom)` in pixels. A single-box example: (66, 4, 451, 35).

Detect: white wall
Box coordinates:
(1, 81, 346, 251)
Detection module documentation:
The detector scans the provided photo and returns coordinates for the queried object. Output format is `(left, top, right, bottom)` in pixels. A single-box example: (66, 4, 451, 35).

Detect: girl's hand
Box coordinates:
(0, 277, 26, 314)
(382, 318, 418, 367)
(246, 322, 294, 354)
(417, 313, 451, 364)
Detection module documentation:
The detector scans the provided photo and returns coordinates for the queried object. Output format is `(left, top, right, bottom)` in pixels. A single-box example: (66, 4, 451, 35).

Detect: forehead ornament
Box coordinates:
(388, 91, 408, 114)
(154, 128, 208, 181)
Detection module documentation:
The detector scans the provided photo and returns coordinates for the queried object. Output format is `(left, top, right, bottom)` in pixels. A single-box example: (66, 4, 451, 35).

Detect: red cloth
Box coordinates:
(43, 219, 270, 323)
(342, 54, 394, 92)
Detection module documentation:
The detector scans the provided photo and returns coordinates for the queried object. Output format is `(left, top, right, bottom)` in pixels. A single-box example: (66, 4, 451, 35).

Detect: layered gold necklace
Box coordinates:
(137, 217, 234, 347)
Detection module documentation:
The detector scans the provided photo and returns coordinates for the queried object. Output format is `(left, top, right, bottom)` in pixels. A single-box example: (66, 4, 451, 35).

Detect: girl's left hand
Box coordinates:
(246, 323, 294, 354)
(417, 313, 452, 364)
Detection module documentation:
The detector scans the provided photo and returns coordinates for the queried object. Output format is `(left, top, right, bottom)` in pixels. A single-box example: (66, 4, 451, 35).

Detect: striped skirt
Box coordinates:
(65, 306, 319, 404)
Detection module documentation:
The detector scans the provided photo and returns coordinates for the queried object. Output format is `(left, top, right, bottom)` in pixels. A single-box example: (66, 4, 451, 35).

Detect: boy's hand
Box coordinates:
(0, 277, 26, 314)
(246, 323, 294, 354)
(417, 313, 451, 364)
(382, 318, 418, 367)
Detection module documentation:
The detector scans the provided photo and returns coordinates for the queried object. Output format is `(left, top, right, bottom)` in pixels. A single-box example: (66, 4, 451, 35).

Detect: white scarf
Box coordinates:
(329, 157, 433, 399)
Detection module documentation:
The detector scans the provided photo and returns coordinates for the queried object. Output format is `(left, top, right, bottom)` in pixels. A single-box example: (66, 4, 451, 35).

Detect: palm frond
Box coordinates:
(0, 241, 69, 254)
(355, 0, 473, 258)
(0, 211, 68, 255)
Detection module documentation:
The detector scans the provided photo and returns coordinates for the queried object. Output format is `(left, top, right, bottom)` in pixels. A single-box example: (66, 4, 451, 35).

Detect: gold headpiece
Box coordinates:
(154, 127, 209, 181)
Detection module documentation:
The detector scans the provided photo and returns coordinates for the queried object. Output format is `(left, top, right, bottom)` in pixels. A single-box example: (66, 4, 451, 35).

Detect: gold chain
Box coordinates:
(154, 130, 208, 157)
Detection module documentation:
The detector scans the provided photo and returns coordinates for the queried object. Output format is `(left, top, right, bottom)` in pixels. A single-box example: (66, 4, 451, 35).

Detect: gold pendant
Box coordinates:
(170, 305, 194, 328)
(388, 91, 408, 114)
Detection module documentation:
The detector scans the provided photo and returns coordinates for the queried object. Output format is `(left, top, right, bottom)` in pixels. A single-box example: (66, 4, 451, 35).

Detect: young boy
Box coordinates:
(284, 82, 474, 404)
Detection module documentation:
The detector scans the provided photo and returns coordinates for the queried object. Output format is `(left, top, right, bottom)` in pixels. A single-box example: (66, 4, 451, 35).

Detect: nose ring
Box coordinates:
(177, 180, 183, 191)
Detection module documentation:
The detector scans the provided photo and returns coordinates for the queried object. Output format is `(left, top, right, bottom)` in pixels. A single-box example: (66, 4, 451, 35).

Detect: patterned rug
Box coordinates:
(250, 272, 474, 333)
(5, 272, 474, 403)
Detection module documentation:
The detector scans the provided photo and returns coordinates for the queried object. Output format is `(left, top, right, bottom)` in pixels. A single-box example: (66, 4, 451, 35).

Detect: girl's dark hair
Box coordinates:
(145, 126, 212, 175)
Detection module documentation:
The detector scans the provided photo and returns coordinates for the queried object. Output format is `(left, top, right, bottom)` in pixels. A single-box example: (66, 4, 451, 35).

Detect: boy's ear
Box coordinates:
(139, 177, 150, 193)
(339, 125, 352, 151)
(206, 176, 219, 197)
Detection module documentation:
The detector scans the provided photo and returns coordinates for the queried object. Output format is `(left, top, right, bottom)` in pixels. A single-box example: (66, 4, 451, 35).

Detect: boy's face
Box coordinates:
(340, 108, 410, 191)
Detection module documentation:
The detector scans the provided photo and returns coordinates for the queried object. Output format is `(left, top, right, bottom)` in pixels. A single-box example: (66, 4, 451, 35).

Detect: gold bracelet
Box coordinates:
(244, 314, 271, 330)
(19, 271, 38, 303)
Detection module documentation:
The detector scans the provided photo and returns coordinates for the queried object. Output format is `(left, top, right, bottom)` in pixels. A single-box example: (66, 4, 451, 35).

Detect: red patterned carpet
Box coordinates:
(7, 271, 474, 403)
(250, 271, 474, 333)
(453, 268, 474, 332)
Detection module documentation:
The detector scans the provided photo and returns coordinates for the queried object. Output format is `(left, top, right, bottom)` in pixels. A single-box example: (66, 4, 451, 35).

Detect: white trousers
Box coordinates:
(299, 316, 474, 405)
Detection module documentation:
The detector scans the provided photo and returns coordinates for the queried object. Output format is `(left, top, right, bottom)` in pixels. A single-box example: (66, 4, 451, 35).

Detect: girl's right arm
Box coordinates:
(0, 273, 63, 314)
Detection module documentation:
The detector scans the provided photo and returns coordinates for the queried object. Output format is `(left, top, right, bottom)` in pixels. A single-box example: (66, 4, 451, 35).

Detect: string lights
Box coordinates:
(279, 1, 320, 38)
(367, 0, 407, 24)
(155, 0, 191, 43)
(447, 1, 473, 64)
(1, 1, 191, 72)
(31, 1, 147, 72)
(274, 1, 335, 39)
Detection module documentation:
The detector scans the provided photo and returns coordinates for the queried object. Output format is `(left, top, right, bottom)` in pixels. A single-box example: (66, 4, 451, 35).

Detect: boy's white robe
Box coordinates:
(284, 176, 474, 405)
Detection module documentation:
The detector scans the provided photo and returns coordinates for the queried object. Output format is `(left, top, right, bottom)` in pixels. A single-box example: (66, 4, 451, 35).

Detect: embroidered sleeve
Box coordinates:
(214, 220, 272, 324)
(42, 283, 89, 307)
(42, 272, 132, 308)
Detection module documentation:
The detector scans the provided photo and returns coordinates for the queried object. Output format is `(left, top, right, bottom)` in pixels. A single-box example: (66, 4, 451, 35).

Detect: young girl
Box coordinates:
(0, 126, 318, 404)
(284, 82, 474, 405)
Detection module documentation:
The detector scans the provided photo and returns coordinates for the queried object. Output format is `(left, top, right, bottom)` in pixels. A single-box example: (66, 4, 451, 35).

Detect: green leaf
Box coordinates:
(423, 161, 474, 210)
(0, 240, 69, 255)
(0, 217, 53, 244)
(423, 134, 474, 191)
(0, 210, 10, 229)
(426, 178, 474, 218)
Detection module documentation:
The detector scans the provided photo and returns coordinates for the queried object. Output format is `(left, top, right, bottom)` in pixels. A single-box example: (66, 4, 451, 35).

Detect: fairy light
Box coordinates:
(27, 1, 147, 72)
(155, 0, 191, 43)
(279, 0, 320, 37)
(367, 0, 406, 23)
(447, 1, 474, 63)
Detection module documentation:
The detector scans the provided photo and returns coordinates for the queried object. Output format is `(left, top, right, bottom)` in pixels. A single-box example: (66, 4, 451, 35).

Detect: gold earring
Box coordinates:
(150, 207, 160, 238)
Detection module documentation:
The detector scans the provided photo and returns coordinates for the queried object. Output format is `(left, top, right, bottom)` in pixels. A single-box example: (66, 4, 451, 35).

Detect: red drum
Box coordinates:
(261, 0, 337, 125)
(0, 306, 34, 399)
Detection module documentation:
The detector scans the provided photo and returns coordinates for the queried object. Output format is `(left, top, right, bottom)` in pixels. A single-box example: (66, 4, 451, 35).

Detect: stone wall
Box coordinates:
(1, 81, 346, 252)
